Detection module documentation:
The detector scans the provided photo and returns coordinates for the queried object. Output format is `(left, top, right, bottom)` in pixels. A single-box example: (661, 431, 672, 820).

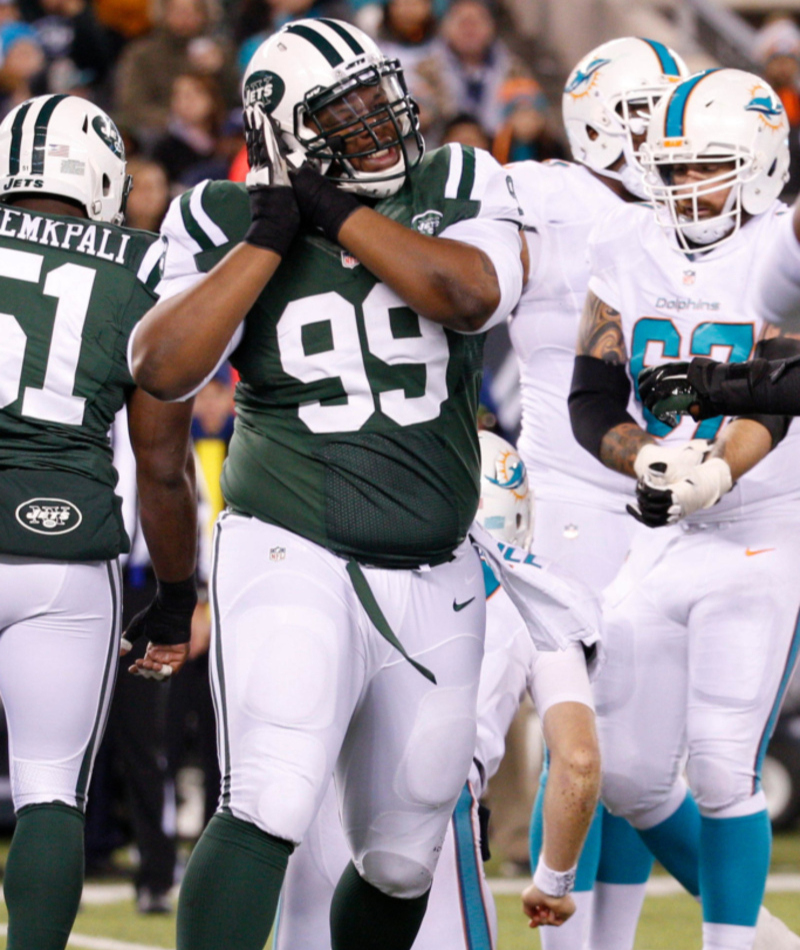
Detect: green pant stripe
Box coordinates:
(75, 560, 121, 808)
(211, 517, 232, 807)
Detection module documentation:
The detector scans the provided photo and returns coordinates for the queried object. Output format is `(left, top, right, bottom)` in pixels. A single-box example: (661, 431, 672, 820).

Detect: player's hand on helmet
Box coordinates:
(627, 456, 733, 527)
(242, 104, 301, 256)
(122, 574, 197, 679)
(522, 883, 576, 928)
(243, 104, 292, 189)
(290, 163, 362, 244)
(639, 359, 728, 426)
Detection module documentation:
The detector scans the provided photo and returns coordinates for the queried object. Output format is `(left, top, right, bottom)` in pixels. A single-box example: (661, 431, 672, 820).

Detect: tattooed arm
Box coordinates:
(572, 290, 655, 477)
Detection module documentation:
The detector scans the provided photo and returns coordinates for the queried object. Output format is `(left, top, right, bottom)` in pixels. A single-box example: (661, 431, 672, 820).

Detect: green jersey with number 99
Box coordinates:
(160, 145, 522, 567)
(0, 205, 165, 560)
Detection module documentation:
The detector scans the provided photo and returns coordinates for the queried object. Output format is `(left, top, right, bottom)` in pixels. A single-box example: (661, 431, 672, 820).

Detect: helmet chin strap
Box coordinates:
(596, 156, 648, 200)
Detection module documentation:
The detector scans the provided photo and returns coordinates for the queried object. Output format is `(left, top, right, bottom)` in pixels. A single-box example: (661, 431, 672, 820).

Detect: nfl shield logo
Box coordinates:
(341, 252, 360, 269)
(683, 270, 696, 285)
(269, 546, 286, 561)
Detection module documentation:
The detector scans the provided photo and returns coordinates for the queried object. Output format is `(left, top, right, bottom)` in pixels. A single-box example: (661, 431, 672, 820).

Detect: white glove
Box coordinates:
(662, 458, 733, 523)
(633, 439, 710, 487)
(243, 104, 292, 189)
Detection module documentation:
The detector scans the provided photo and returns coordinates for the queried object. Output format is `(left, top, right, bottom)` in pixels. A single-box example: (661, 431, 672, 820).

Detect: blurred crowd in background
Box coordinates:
(2, 0, 800, 915)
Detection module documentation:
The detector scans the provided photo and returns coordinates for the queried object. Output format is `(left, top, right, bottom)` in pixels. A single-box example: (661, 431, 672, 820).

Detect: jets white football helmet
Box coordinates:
(0, 95, 131, 225)
(242, 18, 423, 199)
(641, 68, 790, 253)
(476, 430, 533, 548)
(563, 37, 689, 198)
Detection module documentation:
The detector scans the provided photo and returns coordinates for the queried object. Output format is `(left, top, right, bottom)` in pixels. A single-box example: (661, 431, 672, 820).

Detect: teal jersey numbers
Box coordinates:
(0, 206, 164, 560)
(161, 146, 521, 567)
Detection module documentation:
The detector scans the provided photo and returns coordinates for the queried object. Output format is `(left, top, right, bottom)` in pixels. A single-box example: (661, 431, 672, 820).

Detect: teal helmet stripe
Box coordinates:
(8, 100, 33, 175)
(284, 23, 344, 67)
(317, 19, 365, 56)
(640, 37, 681, 76)
(664, 69, 718, 139)
(31, 94, 68, 175)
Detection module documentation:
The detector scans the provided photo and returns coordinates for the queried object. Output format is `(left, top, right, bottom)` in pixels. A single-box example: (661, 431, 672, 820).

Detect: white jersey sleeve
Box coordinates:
(753, 204, 800, 329)
(439, 146, 524, 333)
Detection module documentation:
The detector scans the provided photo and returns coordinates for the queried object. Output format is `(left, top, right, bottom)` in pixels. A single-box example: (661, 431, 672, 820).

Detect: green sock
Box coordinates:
(5, 802, 85, 950)
(177, 812, 293, 950)
(330, 861, 430, 950)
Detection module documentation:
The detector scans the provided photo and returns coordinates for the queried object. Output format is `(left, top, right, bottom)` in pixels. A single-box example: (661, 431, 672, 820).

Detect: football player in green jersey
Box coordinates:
(0, 95, 198, 950)
(131, 18, 525, 950)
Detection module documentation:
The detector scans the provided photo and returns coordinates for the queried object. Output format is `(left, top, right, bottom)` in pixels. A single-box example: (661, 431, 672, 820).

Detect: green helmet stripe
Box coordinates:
(457, 147, 476, 200)
(8, 100, 33, 175)
(179, 190, 214, 251)
(317, 19, 365, 56)
(31, 94, 68, 175)
(285, 23, 344, 66)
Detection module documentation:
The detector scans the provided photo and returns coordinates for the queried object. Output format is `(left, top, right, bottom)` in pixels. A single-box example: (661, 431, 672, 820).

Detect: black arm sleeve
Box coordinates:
(569, 355, 637, 461)
(690, 337, 800, 421)
(735, 337, 798, 446)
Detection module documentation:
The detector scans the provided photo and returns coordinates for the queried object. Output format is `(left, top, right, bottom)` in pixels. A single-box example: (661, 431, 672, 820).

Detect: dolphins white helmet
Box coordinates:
(640, 68, 790, 253)
(476, 430, 533, 548)
(0, 94, 131, 225)
(563, 37, 689, 198)
(242, 18, 423, 199)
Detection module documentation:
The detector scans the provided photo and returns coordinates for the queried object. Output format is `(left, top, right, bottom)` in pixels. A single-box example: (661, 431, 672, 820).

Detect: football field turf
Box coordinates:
(0, 830, 797, 950)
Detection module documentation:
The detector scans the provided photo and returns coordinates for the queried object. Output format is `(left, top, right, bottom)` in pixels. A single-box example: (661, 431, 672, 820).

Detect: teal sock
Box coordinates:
(330, 861, 430, 950)
(700, 810, 771, 926)
(596, 811, 654, 885)
(637, 791, 701, 896)
(176, 813, 293, 950)
(5, 802, 84, 950)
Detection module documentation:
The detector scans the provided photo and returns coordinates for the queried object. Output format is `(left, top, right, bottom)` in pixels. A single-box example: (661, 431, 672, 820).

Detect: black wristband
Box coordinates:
(156, 573, 198, 615)
(244, 186, 300, 258)
(291, 165, 362, 243)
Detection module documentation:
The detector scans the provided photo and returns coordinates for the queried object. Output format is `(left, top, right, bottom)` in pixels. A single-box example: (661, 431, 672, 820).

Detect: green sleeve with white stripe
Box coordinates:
(163, 180, 251, 280)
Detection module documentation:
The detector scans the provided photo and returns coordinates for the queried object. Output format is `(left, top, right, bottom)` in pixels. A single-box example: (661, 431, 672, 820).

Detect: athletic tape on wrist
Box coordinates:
(533, 857, 577, 898)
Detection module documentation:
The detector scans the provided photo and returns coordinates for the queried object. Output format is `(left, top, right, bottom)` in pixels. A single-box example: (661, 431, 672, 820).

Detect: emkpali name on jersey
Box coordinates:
(0, 205, 131, 263)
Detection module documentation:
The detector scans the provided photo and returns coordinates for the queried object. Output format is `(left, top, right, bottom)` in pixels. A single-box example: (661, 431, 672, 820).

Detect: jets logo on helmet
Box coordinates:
(476, 430, 534, 548)
(641, 68, 790, 254)
(0, 95, 131, 225)
(562, 37, 689, 199)
(564, 58, 611, 98)
(243, 70, 285, 113)
(241, 18, 424, 199)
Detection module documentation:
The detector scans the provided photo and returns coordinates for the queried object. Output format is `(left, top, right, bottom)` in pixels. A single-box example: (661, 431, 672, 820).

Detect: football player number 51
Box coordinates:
(0, 247, 96, 426)
(278, 284, 450, 434)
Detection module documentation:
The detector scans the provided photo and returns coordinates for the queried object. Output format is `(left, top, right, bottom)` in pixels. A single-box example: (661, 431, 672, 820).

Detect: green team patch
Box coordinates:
(411, 210, 443, 235)
(243, 70, 286, 113)
(16, 496, 83, 535)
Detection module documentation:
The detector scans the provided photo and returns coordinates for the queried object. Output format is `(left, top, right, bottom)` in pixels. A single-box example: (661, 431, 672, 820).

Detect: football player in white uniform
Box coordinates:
(571, 68, 800, 950)
(130, 19, 527, 950)
(507, 37, 690, 950)
(274, 431, 601, 949)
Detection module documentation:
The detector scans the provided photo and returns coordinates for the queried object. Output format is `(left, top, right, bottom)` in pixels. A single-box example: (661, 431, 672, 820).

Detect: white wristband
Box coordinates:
(533, 857, 577, 898)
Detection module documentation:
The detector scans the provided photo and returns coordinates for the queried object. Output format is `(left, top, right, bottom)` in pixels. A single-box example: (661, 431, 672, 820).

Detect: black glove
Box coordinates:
(242, 105, 300, 257)
(122, 574, 197, 648)
(626, 481, 674, 528)
(291, 164, 362, 244)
